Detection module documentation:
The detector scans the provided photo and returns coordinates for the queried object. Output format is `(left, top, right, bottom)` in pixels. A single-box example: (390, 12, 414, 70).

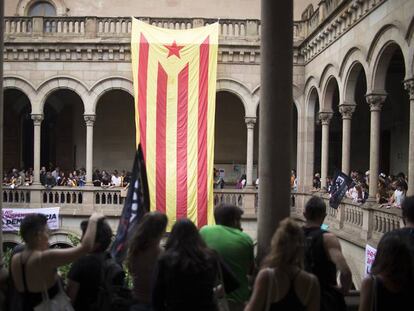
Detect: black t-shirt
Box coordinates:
(68, 253, 103, 311)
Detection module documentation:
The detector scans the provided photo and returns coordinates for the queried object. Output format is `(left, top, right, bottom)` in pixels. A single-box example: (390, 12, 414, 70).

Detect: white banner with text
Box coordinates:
(2, 207, 60, 232)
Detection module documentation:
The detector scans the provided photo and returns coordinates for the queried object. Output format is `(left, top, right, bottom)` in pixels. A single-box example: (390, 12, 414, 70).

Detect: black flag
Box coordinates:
(329, 171, 354, 209)
(111, 145, 149, 264)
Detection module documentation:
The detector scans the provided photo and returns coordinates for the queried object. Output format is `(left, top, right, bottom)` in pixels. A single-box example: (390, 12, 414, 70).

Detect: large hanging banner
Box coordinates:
(131, 19, 218, 228)
(2, 207, 60, 232)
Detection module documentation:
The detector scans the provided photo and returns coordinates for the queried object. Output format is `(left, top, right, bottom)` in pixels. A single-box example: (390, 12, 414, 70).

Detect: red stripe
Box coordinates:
(198, 37, 210, 227)
(176, 64, 189, 220)
(156, 63, 167, 214)
(137, 34, 149, 159)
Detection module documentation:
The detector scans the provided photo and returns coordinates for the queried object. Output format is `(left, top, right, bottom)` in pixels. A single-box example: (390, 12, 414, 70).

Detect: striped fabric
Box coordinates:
(131, 19, 219, 228)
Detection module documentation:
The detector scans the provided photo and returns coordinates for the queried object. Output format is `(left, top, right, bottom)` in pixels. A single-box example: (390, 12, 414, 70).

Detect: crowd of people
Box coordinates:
(312, 170, 408, 208)
(4, 195, 412, 311)
(2, 166, 131, 189)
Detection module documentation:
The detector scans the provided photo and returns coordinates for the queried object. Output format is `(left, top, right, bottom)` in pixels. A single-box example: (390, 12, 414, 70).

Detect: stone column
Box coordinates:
(339, 104, 355, 175)
(365, 93, 386, 198)
(245, 117, 256, 187)
(319, 112, 333, 190)
(84, 114, 96, 185)
(31, 114, 44, 185)
(257, 0, 293, 262)
(404, 79, 414, 196)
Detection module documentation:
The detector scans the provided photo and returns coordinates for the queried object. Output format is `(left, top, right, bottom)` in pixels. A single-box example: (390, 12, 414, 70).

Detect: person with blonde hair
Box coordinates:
(245, 218, 319, 311)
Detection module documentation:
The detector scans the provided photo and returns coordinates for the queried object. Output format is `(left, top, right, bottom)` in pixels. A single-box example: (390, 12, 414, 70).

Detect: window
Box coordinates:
(28, 1, 57, 16)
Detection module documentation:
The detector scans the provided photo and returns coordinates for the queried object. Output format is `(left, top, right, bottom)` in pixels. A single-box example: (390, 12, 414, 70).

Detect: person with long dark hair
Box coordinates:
(358, 231, 414, 311)
(152, 219, 219, 311)
(245, 218, 319, 311)
(127, 212, 168, 311)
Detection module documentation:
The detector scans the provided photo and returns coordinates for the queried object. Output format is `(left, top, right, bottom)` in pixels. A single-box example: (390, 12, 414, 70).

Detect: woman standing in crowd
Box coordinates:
(10, 212, 102, 311)
(358, 231, 413, 311)
(245, 218, 320, 311)
(152, 219, 219, 311)
(128, 212, 168, 311)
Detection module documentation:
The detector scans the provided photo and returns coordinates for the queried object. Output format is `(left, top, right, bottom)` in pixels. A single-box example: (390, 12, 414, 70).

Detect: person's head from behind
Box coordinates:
(20, 214, 50, 251)
(80, 218, 112, 253)
(402, 195, 414, 226)
(264, 218, 304, 268)
(127, 212, 168, 263)
(371, 231, 414, 287)
(166, 219, 205, 251)
(165, 219, 210, 272)
(304, 196, 326, 225)
(214, 204, 243, 230)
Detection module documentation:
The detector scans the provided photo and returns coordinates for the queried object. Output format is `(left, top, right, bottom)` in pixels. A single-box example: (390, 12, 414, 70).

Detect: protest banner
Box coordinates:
(2, 207, 60, 231)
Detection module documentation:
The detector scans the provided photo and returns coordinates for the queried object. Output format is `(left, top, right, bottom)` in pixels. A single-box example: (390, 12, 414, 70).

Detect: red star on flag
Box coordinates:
(164, 41, 184, 58)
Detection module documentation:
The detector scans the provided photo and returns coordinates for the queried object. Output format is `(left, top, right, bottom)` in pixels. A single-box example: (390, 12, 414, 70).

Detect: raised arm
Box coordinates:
(323, 233, 352, 294)
(41, 213, 103, 269)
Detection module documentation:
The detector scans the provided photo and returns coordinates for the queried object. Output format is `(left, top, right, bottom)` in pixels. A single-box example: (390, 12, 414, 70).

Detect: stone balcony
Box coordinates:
(2, 185, 402, 247)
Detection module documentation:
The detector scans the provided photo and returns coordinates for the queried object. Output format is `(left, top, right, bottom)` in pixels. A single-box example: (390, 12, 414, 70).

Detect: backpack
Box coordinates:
(303, 229, 323, 274)
(92, 254, 133, 311)
(303, 229, 346, 311)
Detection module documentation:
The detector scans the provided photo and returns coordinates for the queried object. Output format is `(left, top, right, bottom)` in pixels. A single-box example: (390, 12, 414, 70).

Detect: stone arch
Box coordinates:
(49, 230, 79, 247)
(320, 66, 341, 112)
(16, 0, 68, 16)
(408, 18, 414, 78)
(3, 76, 37, 107)
(2, 232, 23, 245)
(252, 84, 301, 113)
(216, 78, 250, 116)
(303, 84, 321, 191)
(304, 76, 320, 114)
(35, 76, 89, 114)
(339, 47, 368, 79)
(342, 58, 368, 105)
(90, 76, 133, 114)
(367, 24, 410, 91)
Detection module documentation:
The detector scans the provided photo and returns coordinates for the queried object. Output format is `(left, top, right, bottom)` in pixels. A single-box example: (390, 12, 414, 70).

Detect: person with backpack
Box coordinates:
(302, 196, 352, 311)
(67, 218, 126, 311)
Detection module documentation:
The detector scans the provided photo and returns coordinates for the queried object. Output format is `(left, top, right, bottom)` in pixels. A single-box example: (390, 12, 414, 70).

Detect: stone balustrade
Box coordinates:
(3, 16, 263, 41)
(293, 192, 403, 247)
(2, 186, 403, 246)
(300, 0, 386, 62)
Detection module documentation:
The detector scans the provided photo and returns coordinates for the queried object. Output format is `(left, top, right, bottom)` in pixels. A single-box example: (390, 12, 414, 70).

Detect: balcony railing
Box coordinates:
(293, 192, 403, 246)
(3, 16, 265, 41)
(2, 186, 258, 217)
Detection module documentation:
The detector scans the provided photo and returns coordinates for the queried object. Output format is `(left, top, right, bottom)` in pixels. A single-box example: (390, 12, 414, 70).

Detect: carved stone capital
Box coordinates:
(365, 93, 387, 112)
(84, 114, 96, 126)
(245, 117, 256, 130)
(339, 104, 356, 120)
(31, 114, 44, 126)
(318, 111, 333, 125)
(403, 78, 414, 100)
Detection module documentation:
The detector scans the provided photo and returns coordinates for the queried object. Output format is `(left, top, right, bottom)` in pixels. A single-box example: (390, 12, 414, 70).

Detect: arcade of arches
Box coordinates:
(3, 41, 413, 192)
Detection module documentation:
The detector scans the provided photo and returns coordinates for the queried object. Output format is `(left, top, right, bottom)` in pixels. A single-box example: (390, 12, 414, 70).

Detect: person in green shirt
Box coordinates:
(200, 204, 254, 311)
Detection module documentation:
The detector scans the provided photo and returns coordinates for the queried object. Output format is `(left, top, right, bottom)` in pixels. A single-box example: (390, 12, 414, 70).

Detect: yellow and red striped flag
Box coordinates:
(131, 18, 218, 228)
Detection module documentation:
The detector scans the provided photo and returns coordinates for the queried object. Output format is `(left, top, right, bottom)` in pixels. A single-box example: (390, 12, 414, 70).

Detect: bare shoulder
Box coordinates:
(298, 269, 318, 284)
(322, 232, 341, 248)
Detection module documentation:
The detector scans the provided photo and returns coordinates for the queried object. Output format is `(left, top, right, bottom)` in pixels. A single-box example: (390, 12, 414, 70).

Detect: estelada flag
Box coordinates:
(131, 18, 218, 228)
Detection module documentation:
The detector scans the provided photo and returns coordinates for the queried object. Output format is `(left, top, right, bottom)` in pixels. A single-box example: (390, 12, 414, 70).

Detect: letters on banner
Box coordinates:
(364, 244, 377, 276)
(2, 207, 60, 232)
